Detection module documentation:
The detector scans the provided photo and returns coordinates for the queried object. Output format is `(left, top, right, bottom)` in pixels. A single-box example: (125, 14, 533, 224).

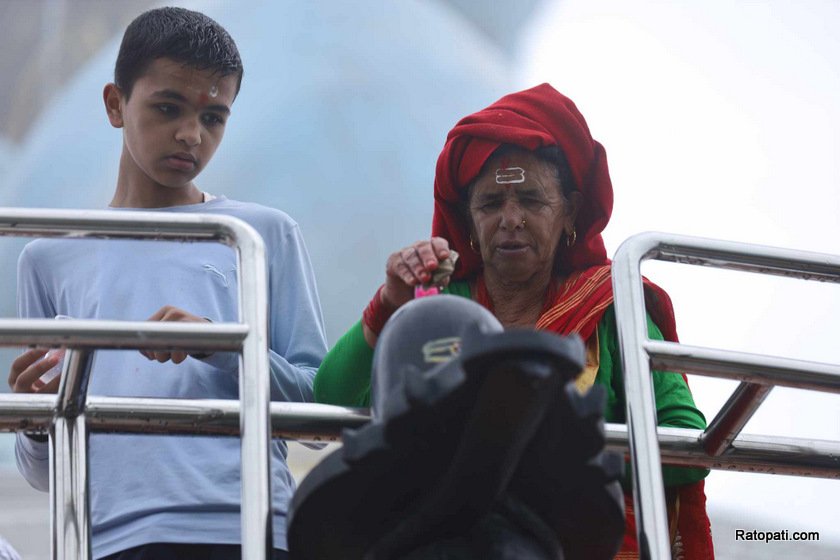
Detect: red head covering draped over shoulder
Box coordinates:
(433, 83, 613, 280)
(432, 84, 714, 559)
(432, 83, 679, 341)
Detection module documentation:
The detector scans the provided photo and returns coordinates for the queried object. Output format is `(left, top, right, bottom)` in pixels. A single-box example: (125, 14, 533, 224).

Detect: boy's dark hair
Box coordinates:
(114, 7, 243, 99)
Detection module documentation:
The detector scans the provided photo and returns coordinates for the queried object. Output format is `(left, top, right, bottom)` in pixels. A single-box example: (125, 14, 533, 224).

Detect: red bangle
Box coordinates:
(363, 285, 397, 336)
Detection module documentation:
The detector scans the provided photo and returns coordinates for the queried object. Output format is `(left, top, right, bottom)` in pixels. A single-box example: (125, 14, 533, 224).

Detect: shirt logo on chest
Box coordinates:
(203, 264, 236, 287)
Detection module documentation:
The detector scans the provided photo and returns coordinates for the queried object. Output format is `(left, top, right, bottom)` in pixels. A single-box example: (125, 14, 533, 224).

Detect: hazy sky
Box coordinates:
(520, 0, 840, 543)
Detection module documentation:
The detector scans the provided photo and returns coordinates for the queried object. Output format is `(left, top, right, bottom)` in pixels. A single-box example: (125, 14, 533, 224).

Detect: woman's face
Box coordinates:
(468, 149, 579, 284)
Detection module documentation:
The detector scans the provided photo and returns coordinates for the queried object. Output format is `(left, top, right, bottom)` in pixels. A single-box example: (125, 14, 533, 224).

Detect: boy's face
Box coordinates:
(105, 57, 238, 191)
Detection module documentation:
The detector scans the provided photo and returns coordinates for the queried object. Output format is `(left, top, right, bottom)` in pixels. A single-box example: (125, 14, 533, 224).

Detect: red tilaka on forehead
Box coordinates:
(192, 84, 220, 107)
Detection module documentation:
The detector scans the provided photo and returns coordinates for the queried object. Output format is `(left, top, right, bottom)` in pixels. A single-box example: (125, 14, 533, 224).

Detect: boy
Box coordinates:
(7, 8, 327, 559)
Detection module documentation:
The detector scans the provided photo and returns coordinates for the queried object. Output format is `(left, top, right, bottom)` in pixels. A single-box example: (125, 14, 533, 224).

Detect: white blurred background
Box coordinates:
(1, 1, 838, 558)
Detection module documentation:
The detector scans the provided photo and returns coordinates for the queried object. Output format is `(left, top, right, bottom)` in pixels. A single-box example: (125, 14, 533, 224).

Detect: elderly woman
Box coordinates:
(314, 84, 713, 559)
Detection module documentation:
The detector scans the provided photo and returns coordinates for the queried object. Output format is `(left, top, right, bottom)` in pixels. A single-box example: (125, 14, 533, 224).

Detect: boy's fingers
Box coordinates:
(10, 353, 58, 393)
(149, 305, 204, 324)
(11, 348, 49, 375)
(153, 351, 170, 363)
(38, 375, 62, 394)
(147, 307, 168, 321)
(141, 346, 200, 363)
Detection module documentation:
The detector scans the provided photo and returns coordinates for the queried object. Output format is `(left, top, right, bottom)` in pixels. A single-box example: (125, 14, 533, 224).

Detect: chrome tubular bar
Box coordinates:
(52, 350, 94, 560)
(0, 397, 371, 440)
(645, 339, 840, 392)
(612, 232, 840, 560)
(0, 208, 272, 560)
(605, 425, 840, 479)
(0, 319, 248, 353)
(7, 394, 837, 479)
(700, 382, 772, 457)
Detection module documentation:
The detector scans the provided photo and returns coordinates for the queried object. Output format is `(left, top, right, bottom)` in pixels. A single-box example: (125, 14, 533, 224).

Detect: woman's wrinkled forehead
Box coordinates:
(466, 148, 559, 200)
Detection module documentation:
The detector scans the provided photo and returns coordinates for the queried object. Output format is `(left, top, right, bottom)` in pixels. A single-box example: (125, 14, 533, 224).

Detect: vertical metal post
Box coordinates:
(612, 240, 672, 560)
(51, 349, 93, 560)
(232, 221, 272, 560)
(0, 209, 275, 559)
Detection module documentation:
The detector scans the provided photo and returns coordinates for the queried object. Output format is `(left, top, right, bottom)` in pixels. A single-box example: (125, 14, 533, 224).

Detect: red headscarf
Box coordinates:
(433, 83, 613, 279)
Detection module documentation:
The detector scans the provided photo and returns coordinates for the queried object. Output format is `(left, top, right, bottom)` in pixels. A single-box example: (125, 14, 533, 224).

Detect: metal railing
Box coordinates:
(3, 217, 839, 559)
(0, 208, 273, 560)
(611, 232, 840, 560)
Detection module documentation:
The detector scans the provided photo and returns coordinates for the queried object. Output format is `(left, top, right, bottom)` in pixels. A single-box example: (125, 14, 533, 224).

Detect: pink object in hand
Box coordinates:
(414, 285, 440, 298)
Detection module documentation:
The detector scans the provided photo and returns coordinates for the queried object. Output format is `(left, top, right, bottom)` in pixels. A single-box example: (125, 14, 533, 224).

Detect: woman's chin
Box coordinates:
(488, 261, 547, 286)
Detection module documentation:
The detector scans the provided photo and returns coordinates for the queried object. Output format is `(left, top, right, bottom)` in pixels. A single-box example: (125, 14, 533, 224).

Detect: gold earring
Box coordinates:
(566, 227, 577, 247)
(469, 235, 480, 254)
(521, 219, 526, 227)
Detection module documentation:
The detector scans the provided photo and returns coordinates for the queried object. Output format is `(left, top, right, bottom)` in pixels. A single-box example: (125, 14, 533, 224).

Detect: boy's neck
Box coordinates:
(110, 147, 204, 209)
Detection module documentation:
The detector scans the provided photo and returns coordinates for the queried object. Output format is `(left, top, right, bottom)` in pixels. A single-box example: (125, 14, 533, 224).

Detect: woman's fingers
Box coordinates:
(383, 238, 454, 309)
(386, 238, 454, 288)
(430, 237, 451, 260)
(414, 242, 439, 272)
(402, 246, 430, 283)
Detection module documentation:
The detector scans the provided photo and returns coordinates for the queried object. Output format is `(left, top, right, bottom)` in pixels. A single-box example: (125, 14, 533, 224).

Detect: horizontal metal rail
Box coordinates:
(0, 208, 239, 242)
(0, 208, 272, 560)
(0, 396, 370, 440)
(605, 425, 840, 479)
(645, 340, 840, 392)
(612, 231, 840, 560)
(652, 236, 840, 283)
(0, 320, 248, 352)
(5, 396, 837, 479)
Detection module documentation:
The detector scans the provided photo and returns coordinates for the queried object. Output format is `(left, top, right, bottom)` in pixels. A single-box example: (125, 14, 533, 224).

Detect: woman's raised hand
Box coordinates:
(381, 237, 451, 309)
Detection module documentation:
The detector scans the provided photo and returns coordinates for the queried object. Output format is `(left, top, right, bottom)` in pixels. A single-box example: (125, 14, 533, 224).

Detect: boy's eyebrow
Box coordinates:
(151, 89, 231, 115)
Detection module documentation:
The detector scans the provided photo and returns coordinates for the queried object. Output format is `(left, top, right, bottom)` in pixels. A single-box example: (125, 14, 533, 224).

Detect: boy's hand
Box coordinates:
(142, 305, 212, 364)
(8, 349, 61, 394)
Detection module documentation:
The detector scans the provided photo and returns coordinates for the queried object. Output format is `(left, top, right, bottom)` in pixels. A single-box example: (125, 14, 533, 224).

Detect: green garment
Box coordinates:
(313, 281, 708, 486)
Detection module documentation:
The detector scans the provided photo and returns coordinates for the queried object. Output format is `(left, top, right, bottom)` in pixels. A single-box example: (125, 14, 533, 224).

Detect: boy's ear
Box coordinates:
(103, 83, 125, 128)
